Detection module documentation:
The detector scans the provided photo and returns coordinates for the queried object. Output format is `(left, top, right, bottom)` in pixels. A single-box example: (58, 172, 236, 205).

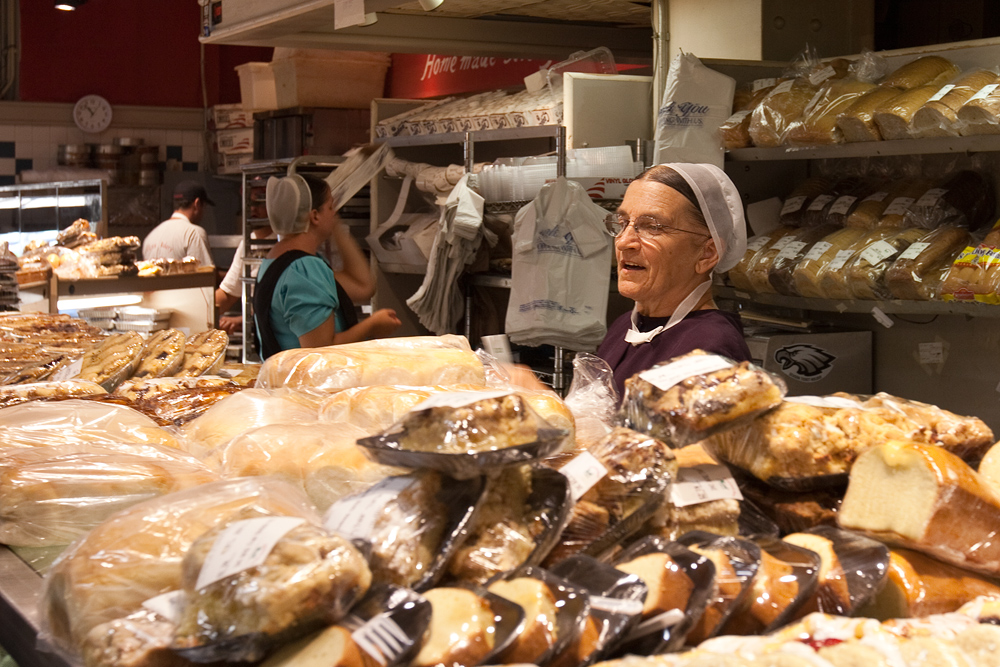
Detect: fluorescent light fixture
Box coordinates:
(418, 0, 444, 10)
(58, 294, 142, 311)
(55, 0, 87, 9)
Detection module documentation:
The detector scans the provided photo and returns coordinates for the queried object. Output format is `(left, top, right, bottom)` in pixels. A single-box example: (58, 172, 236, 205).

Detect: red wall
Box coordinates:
(18, 0, 272, 107)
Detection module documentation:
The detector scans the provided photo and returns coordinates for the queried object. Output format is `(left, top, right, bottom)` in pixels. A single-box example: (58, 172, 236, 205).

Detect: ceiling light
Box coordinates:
(55, 0, 87, 10)
(417, 0, 444, 11)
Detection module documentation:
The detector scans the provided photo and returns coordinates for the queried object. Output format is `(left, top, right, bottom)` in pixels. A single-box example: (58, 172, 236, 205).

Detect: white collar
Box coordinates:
(170, 211, 191, 223)
(624, 280, 713, 346)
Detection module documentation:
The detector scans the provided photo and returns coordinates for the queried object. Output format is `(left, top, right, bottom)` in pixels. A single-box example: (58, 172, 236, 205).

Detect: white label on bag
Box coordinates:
(771, 80, 795, 96)
(639, 354, 733, 392)
(52, 356, 84, 382)
(770, 235, 796, 252)
(860, 240, 900, 265)
(927, 84, 955, 102)
(670, 464, 743, 507)
(142, 591, 184, 624)
(803, 241, 833, 261)
(560, 451, 609, 503)
(725, 110, 750, 126)
(862, 191, 888, 203)
(829, 196, 857, 216)
(883, 197, 915, 217)
(808, 195, 835, 212)
(809, 65, 837, 86)
(780, 196, 807, 216)
(827, 249, 856, 271)
(969, 83, 1000, 102)
(325, 476, 417, 539)
(351, 614, 409, 666)
(776, 241, 808, 261)
(898, 242, 931, 261)
(411, 389, 511, 411)
(919, 341, 944, 364)
(786, 395, 863, 409)
(915, 188, 948, 208)
(735, 290, 751, 299)
(195, 517, 306, 591)
(872, 306, 895, 328)
(590, 596, 645, 616)
(753, 77, 778, 93)
(747, 235, 772, 252)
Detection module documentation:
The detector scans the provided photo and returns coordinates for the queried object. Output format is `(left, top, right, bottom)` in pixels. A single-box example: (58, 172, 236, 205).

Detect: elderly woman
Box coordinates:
(597, 163, 752, 397)
(254, 172, 401, 359)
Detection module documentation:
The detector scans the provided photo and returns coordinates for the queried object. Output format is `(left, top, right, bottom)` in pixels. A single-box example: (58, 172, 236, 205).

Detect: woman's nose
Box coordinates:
(615, 222, 641, 249)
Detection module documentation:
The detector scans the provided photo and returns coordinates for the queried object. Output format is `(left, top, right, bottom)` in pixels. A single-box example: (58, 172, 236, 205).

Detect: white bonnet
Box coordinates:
(265, 174, 312, 235)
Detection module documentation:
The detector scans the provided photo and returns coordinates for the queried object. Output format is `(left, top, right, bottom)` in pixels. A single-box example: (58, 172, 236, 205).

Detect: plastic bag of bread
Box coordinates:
(544, 427, 678, 564)
(0, 378, 106, 409)
(746, 226, 832, 294)
(175, 329, 228, 377)
(767, 223, 839, 296)
(132, 384, 245, 427)
(778, 176, 837, 227)
(209, 421, 403, 510)
(727, 226, 800, 292)
(791, 227, 869, 298)
(782, 526, 890, 617)
(874, 85, 946, 140)
(0, 398, 183, 452)
(910, 69, 998, 137)
(720, 79, 781, 150)
(748, 78, 820, 147)
(957, 80, 1000, 135)
(939, 222, 1000, 302)
(410, 587, 518, 667)
(786, 78, 877, 145)
(886, 225, 972, 300)
(612, 536, 714, 653)
(130, 329, 185, 379)
(0, 446, 218, 547)
(113, 376, 238, 402)
(838, 440, 1000, 577)
(816, 228, 899, 299)
(38, 477, 328, 667)
(620, 350, 786, 448)
(903, 170, 996, 230)
(878, 178, 938, 228)
(881, 55, 961, 91)
(837, 85, 904, 141)
(180, 388, 317, 458)
(806, 177, 878, 227)
(76, 331, 144, 391)
(844, 180, 907, 228)
(258, 334, 486, 394)
(845, 226, 928, 300)
(562, 352, 618, 448)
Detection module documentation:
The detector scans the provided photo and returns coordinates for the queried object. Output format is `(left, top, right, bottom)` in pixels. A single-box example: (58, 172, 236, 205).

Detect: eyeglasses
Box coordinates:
(604, 212, 711, 240)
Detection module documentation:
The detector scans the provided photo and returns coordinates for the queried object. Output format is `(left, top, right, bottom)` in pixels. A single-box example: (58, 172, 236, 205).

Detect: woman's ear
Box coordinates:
(307, 207, 322, 228)
(694, 237, 719, 275)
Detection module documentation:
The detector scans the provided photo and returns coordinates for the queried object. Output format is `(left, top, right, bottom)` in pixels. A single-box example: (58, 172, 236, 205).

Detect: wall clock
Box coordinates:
(73, 94, 113, 133)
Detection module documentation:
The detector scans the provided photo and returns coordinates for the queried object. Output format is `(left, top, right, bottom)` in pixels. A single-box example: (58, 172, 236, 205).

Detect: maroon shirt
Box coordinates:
(597, 309, 753, 400)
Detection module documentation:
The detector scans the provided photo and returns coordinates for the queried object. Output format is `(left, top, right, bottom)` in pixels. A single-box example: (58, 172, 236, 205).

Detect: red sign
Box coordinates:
(387, 54, 555, 99)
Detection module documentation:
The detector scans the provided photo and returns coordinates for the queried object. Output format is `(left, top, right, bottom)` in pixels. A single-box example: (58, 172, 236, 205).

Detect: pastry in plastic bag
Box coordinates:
(721, 539, 816, 636)
(845, 226, 927, 299)
(886, 225, 972, 300)
(785, 78, 876, 145)
(134, 384, 245, 427)
(411, 587, 496, 667)
(791, 227, 868, 298)
(113, 376, 238, 402)
(76, 331, 145, 391)
(0, 378, 106, 409)
(487, 576, 559, 663)
(903, 170, 995, 231)
(880, 55, 961, 90)
(176, 329, 228, 377)
(131, 329, 185, 379)
(873, 85, 943, 140)
(748, 78, 819, 148)
(619, 350, 786, 448)
(910, 69, 998, 137)
(957, 81, 1000, 135)
(171, 514, 371, 662)
(836, 85, 904, 142)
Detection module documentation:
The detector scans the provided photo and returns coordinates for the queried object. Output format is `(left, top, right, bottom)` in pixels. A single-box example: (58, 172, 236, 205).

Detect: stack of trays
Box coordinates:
(0, 255, 19, 311)
(76, 307, 118, 331)
(115, 306, 171, 332)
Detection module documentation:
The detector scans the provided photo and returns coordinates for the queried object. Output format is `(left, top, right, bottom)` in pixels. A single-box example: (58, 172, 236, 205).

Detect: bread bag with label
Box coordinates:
(837, 85, 904, 141)
(727, 227, 800, 292)
(767, 223, 840, 296)
(749, 78, 820, 147)
(791, 227, 868, 298)
(910, 69, 998, 137)
(786, 78, 877, 145)
(957, 80, 1000, 135)
(903, 170, 996, 231)
(886, 225, 972, 300)
(845, 226, 928, 299)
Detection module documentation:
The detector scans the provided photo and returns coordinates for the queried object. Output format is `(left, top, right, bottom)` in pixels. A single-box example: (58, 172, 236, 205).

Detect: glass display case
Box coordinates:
(0, 179, 108, 255)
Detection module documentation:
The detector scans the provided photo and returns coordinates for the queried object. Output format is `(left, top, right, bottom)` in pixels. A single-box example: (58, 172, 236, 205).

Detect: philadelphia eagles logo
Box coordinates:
(774, 344, 836, 382)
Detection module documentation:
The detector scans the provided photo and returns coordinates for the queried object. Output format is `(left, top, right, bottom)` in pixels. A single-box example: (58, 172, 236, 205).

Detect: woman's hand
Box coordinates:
(366, 308, 402, 338)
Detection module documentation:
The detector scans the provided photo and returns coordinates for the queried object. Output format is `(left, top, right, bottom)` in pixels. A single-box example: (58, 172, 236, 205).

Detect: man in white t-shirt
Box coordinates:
(142, 181, 215, 267)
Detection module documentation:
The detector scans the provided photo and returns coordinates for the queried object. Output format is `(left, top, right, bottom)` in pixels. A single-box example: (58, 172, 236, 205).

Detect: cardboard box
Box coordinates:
(746, 330, 872, 395)
(215, 127, 254, 155)
(235, 62, 277, 111)
(217, 152, 254, 175)
(211, 104, 254, 130)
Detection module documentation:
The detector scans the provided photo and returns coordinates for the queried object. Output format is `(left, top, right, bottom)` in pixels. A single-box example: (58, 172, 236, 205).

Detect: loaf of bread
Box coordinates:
(904, 170, 996, 231)
(488, 577, 559, 663)
(616, 552, 695, 619)
(910, 69, 998, 137)
(786, 78, 876, 145)
(813, 178, 879, 227)
(412, 588, 495, 667)
(957, 81, 1000, 135)
(747, 225, 834, 293)
(778, 177, 837, 228)
(258, 335, 485, 394)
(817, 228, 897, 299)
(791, 227, 868, 298)
(846, 227, 928, 300)
(844, 182, 899, 228)
(723, 549, 799, 635)
(881, 55, 961, 91)
(938, 226, 1000, 302)
(749, 79, 820, 148)
(727, 227, 800, 292)
(721, 82, 779, 150)
(782, 533, 851, 615)
(837, 86, 904, 141)
(130, 329, 185, 379)
(886, 225, 972, 300)
(874, 85, 943, 140)
(879, 178, 937, 228)
(855, 546, 1000, 620)
(838, 440, 1000, 576)
(767, 224, 839, 296)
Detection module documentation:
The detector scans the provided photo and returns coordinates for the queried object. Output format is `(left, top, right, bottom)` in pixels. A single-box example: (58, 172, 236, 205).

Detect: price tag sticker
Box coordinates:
(640, 355, 733, 392)
(898, 242, 930, 261)
(927, 84, 955, 103)
(871, 306, 894, 329)
(807, 194, 835, 212)
(51, 356, 84, 382)
(142, 590, 185, 624)
(860, 240, 900, 265)
(195, 516, 306, 591)
(915, 188, 948, 208)
(969, 83, 999, 102)
(808, 65, 837, 86)
(412, 389, 511, 411)
(752, 77, 778, 93)
(827, 249, 856, 272)
(670, 464, 743, 508)
(725, 110, 750, 126)
(919, 341, 944, 365)
(590, 596, 645, 616)
(862, 191, 888, 203)
(786, 395, 863, 409)
(747, 235, 772, 252)
(829, 196, 857, 216)
(560, 451, 609, 503)
(771, 80, 795, 96)
(770, 235, 797, 252)
(804, 241, 833, 262)
(883, 197, 915, 217)
(780, 196, 807, 217)
(325, 476, 417, 539)
(776, 241, 808, 261)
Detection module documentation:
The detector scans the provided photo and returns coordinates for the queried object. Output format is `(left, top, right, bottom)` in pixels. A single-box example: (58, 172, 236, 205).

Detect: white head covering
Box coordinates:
(265, 174, 312, 235)
(623, 162, 748, 346)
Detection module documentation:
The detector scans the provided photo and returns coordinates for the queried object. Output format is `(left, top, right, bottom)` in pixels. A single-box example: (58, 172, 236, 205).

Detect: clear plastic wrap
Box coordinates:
(837, 85, 904, 142)
(816, 227, 897, 299)
(766, 223, 839, 296)
(807, 177, 879, 227)
(748, 78, 820, 148)
(791, 227, 869, 298)
(938, 223, 1000, 303)
(176, 329, 228, 377)
(748, 224, 840, 293)
(612, 536, 715, 653)
(563, 352, 619, 441)
(543, 427, 678, 564)
(845, 226, 928, 299)
(130, 329, 185, 379)
(785, 78, 877, 145)
(910, 69, 999, 137)
(180, 388, 318, 458)
(956, 80, 1000, 135)
(873, 85, 943, 139)
(778, 177, 837, 227)
(113, 376, 238, 402)
(210, 421, 403, 510)
(76, 331, 145, 391)
(411, 587, 522, 667)
(618, 350, 787, 448)
(838, 440, 1000, 577)
(258, 335, 486, 394)
(880, 55, 961, 91)
(903, 170, 996, 230)
(844, 181, 897, 227)
(878, 177, 937, 227)
(0, 378, 106, 408)
(357, 393, 571, 477)
(0, 446, 218, 547)
(726, 226, 800, 292)
(323, 471, 483, 590)
(0, 398, 183, 452)
(886, 225, 973, 299)
(720, 80, 781, 150)
(447, 465, 572, 583)
(39, 477, 325, 667)
(133, 384, 245, 427)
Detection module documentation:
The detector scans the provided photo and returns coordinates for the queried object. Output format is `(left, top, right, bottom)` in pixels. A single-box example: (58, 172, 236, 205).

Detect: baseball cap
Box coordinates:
(173, 180, 215, 207)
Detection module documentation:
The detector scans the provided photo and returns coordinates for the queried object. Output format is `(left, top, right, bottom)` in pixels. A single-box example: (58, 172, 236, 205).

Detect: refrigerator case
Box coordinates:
(746, 331, 872, 395)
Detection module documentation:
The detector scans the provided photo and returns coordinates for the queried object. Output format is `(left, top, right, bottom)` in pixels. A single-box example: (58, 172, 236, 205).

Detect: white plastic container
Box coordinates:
(269, 51, 390, 109)
(235, 62, 278, 111)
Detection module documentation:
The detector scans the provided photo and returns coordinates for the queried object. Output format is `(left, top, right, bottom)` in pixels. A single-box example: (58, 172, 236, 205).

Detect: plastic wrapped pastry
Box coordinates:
(411, 588, 497, 667)
(880, 55, 961, 90)
(130, 329, 185, 379)
(0, 447, 218, 547)
(619, 350, 786, 448)
(258, 335, 485, 394)
(791, 227, 868, 298)
(113, 376, 238, 403)
(886, 225, 972, 300)
(939, 223, 1000, 303)
(0, 378, 106, 409)
(785, 78, 876, 145)
(910, 69, 998, 137)
(873, 85, 943, 140)
(720, 80, 780, 149)
(133, 384, 244, 427)
(176, 329, 228, 377)
(76, 332, 144, 391)
(486, 575, 561, 664)
(844, 226, 928, 299)
(837, 85, 904, 141)
(748, 78, 820, 148)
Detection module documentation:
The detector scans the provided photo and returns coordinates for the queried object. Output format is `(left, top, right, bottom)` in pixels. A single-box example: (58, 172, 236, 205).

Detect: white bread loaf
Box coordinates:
(886, 226, 972, 300)
(873, 86, 942, 140)
(792, 227, 868, 298)
(749, 79, 819, 148)
(786, 78, 876, 145)
(880, 55, 961, 90)
(837, 86, 904, 142)
(957, 84, 1000, 135)
(838, 440, 1000, 576)
(910, 69, 999, 138)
